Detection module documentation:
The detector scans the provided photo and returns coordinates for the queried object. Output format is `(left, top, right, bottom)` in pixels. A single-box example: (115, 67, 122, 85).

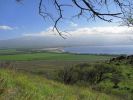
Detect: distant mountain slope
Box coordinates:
(0, 36, 93, 49)
(0, 36, 69, 48)
(0, 69, 119, 100)
(1, 35, 133, 49)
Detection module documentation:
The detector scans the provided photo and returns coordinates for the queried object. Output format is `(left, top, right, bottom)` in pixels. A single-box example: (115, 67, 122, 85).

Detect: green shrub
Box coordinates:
(58, 63, 123, 85)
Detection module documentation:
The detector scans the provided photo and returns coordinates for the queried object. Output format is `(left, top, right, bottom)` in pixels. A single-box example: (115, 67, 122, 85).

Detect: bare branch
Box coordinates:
(16, 0, 133, 38)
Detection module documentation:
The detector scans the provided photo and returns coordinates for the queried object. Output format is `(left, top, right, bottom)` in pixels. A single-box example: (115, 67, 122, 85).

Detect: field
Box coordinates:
(0, 49, 115, 79)
(0, 49, 115, 61)
(0, 49, 115, 77)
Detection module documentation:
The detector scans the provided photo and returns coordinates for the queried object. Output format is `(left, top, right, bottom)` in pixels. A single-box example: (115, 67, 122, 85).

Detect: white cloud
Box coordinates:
(69, 26, 133, 36)
(0, 25, 13, 30)
(24, 26, 133, 38)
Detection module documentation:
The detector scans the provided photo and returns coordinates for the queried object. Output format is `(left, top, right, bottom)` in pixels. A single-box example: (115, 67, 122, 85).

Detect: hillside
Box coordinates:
(0, 69, 119, 100)
(110, 55, 133, 64)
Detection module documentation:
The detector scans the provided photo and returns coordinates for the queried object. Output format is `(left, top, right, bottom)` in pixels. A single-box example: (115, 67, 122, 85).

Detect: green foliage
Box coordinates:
(58, 63, 133, 100)
(58, 63, 122, 85)
(111, 72, 124, 88)
(0, 69, 118, 100)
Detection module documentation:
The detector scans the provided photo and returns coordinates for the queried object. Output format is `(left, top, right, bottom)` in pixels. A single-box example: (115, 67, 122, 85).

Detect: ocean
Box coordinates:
(64, 45, 133, 55)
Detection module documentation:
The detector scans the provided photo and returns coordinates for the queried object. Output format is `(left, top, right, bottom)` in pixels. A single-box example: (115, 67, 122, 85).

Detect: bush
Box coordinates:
(58, 63, 123, 86)
(111, 72, 124, 88)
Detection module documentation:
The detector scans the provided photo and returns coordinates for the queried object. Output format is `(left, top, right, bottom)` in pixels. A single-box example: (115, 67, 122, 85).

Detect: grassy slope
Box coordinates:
(0, 69, 119, 100)
(0, 52, 114, 61)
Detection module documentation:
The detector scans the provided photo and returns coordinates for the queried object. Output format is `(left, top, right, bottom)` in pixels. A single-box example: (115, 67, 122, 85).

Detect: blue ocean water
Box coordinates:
(64, 45, 133, 54)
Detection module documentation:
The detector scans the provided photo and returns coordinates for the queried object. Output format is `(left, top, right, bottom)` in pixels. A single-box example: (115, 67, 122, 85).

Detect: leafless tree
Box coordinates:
(16, 0, 133, 38)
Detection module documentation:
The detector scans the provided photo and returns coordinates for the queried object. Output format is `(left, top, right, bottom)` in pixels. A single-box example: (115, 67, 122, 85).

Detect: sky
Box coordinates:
(0, 0, 133, 47)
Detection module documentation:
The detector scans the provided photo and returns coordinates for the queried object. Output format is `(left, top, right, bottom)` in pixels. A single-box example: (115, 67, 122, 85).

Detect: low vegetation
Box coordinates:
(0, 69, 119, 100)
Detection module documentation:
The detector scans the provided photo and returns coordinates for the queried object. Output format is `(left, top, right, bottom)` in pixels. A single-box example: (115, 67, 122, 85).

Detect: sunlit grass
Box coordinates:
(0, 69, 119, 100)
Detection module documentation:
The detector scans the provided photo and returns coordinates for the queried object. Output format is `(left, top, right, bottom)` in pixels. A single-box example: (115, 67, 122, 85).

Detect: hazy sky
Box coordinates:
(0, 0, 133, 47)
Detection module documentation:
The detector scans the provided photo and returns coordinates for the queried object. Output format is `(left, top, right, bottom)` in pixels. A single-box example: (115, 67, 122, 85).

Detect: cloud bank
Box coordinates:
(24, 26, 133, 37)
(22, 26, 133, 47)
